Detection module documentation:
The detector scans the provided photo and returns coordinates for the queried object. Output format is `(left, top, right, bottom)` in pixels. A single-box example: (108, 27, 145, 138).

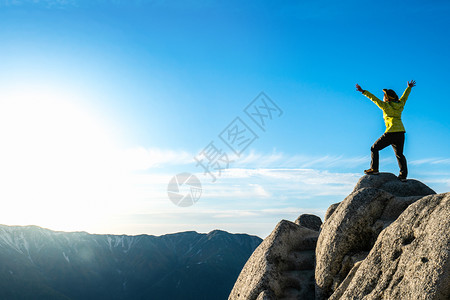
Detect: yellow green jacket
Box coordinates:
(363, 87, 412, 133)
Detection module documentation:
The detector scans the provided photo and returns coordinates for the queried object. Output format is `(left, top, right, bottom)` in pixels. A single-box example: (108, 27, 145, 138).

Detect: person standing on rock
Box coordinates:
(355, 80, 416, 182)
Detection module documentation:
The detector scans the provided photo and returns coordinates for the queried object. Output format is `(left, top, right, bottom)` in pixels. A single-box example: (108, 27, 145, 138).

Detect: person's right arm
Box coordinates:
(356, 84, 386, 110)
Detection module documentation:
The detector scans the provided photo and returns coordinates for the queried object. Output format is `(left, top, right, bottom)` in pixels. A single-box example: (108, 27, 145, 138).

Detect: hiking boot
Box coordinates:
(364, 168, 379, 175)
(398, 174, 407, 182)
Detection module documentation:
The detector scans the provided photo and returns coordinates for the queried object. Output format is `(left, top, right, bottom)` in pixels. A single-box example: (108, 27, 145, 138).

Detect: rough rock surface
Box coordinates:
(295, 214, 323, 231)
(316, 188, 394, 299)
(330, 192, 450, 300)
(324, 203, 340, 222)
(230, 173, 448, 300)
(352, 172, 435, 197)
(229, 220, 319, 300)
(326, 173, 435, 222)
(316, 174, 436, 299)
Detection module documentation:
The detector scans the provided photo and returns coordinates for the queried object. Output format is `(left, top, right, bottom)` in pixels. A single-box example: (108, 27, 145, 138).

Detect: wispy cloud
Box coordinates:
(410, 158, 450, 165)
(183, 168, 361, 208)
(3, 139, 447, 236)
(233, 150, 370, 169)
(119, 146, 450, 174)
(120, 147, 372, 171)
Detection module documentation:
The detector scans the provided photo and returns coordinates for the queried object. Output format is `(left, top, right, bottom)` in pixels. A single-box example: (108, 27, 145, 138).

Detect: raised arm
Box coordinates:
(399, 80, 416, 105)
(356, 83, 386, 110)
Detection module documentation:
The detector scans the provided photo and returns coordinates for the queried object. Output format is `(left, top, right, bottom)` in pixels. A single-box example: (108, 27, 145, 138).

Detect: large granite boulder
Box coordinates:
(326, 173, 436, 222)
(295, 214, 322, 231)
(229, 219, 320, 300)
(329, 192, 450, 299)
(316, 174, 436, 299)
(352, 172, 436, 197)
(229, 173, 447, 300)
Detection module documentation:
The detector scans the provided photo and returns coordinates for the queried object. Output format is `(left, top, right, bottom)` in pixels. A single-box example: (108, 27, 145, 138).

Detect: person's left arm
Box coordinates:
(399, 80, 416, 105)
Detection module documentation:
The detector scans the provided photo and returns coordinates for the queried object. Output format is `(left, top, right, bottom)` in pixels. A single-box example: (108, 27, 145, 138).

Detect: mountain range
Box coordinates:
(0, 225, 261, 300)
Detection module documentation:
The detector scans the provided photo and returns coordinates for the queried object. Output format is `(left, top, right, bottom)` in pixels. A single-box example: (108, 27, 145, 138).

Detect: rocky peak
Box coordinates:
(352, 172, 436, 197)
(229, 173, 449, 300)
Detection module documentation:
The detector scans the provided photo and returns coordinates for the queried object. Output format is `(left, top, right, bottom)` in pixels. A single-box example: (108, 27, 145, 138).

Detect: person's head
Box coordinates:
(382, 89, 399, 102)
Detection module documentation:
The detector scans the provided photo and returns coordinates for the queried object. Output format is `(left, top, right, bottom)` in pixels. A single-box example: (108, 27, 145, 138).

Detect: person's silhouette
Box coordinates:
(355, 80, 416, 182)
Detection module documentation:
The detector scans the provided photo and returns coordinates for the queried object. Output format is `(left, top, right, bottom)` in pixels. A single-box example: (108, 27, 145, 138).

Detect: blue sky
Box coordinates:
(0, 0, 449, 238)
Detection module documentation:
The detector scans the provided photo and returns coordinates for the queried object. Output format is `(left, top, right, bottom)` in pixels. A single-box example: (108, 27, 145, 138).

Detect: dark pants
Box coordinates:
(370, 131, 407, 177)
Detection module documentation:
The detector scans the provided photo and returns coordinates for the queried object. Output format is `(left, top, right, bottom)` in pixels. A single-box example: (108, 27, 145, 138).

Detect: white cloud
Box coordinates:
(1, 110, 447, 236)
(410, 158, 450, 165)
(233, 150, 370, 169)
(117, 147, 450, 174)
(119, 147, 372, 171)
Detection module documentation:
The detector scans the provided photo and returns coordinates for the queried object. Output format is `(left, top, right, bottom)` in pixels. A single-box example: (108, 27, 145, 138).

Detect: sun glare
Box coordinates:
(0, 84, 132, 232)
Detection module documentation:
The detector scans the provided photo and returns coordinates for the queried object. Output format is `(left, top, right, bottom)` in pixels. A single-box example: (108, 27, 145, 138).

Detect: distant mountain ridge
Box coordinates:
(0, 225, 262, 300)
